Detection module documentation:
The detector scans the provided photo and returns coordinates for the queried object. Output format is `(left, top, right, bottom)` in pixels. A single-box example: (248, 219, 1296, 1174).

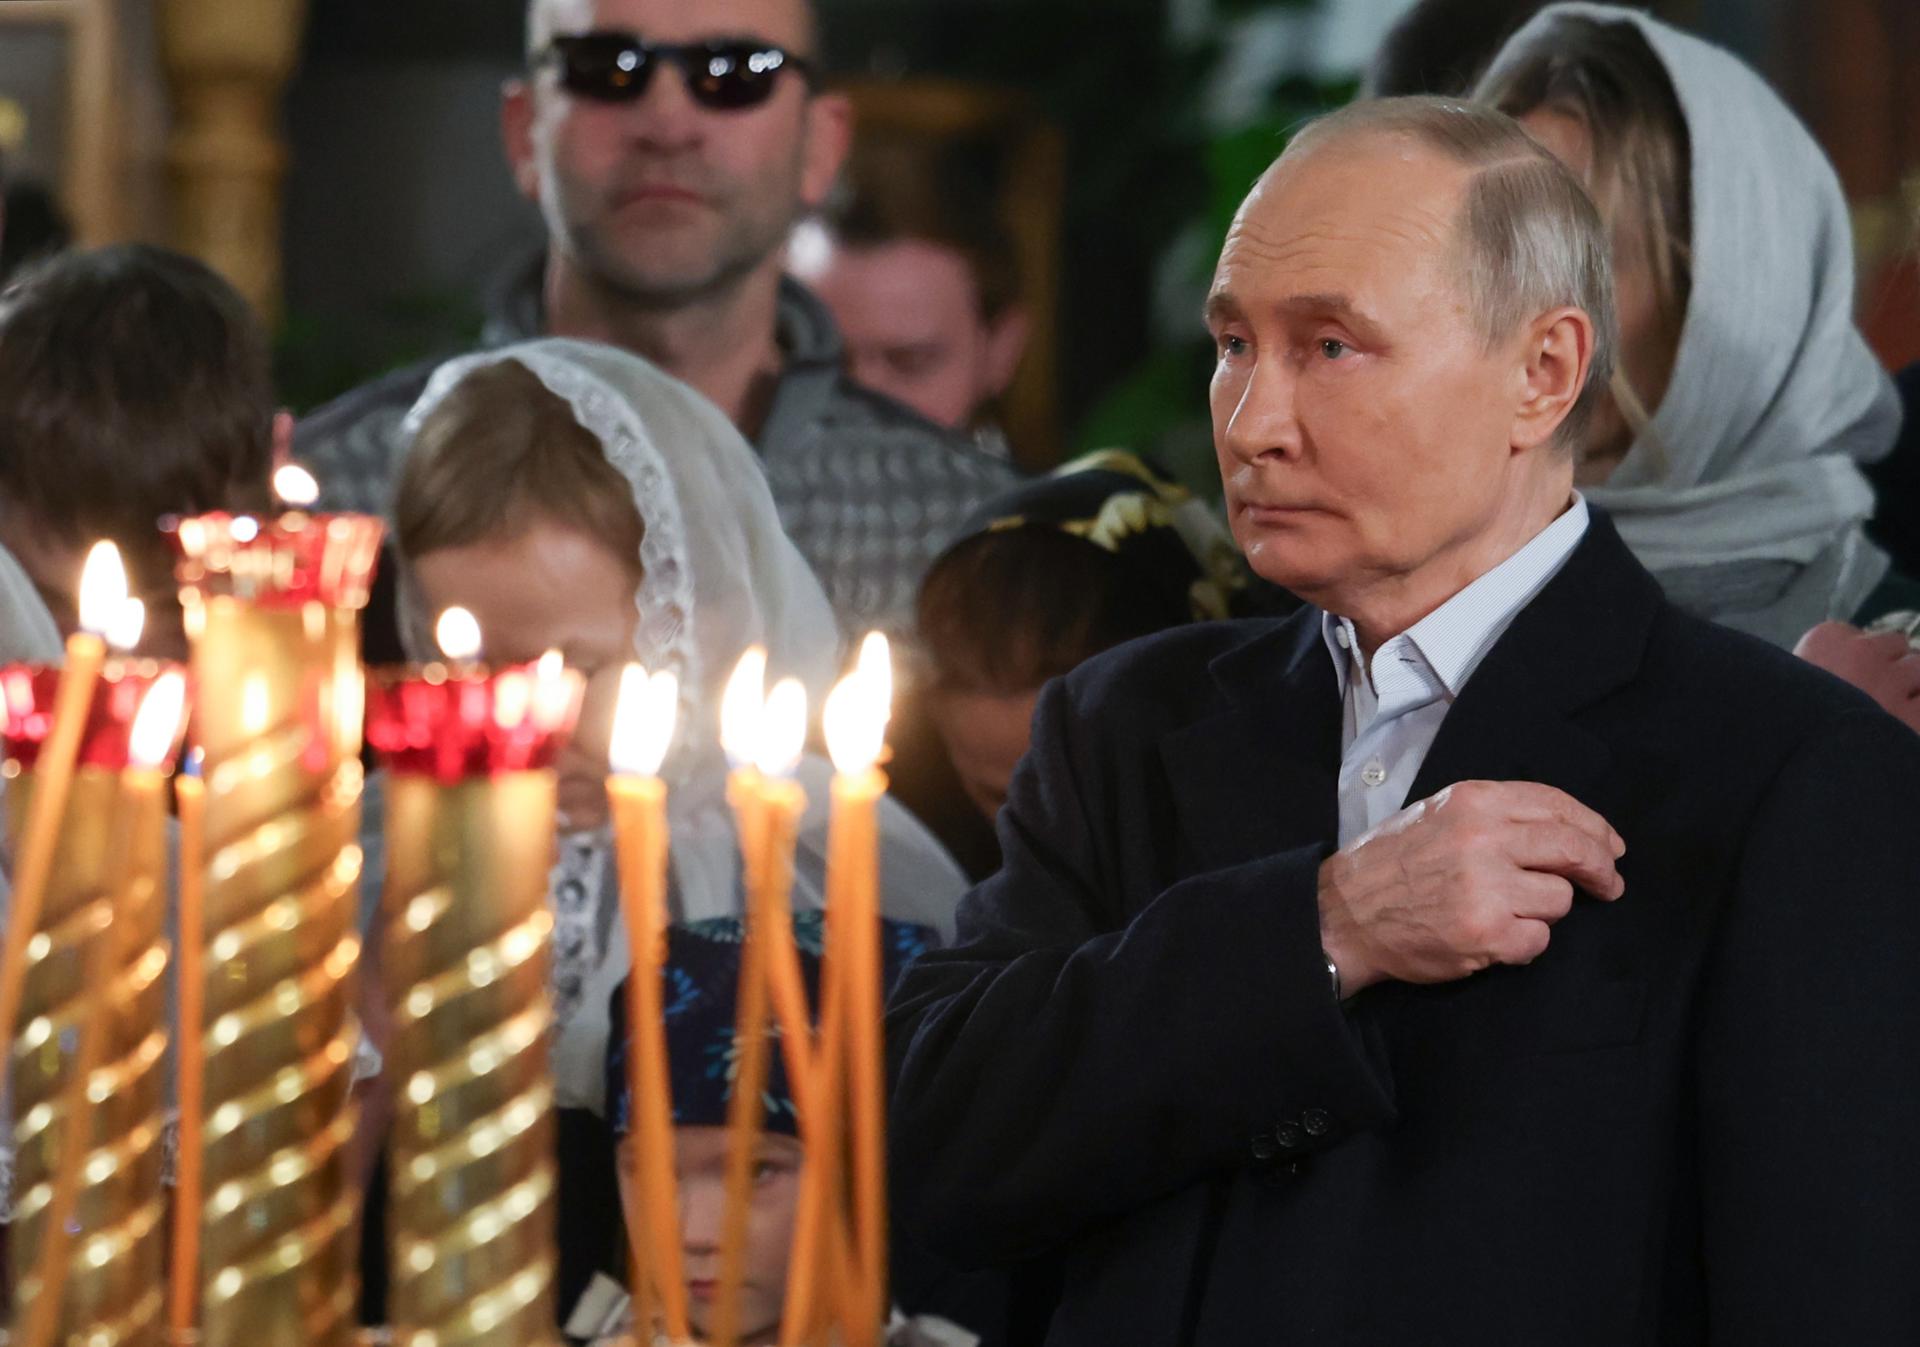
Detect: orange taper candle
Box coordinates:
(607, 664, 691, 1343)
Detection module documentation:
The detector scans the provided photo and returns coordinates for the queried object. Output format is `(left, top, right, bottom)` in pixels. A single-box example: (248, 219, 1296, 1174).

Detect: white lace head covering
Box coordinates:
(400, 336, 843, 776)
(391, 339, 963, 1112)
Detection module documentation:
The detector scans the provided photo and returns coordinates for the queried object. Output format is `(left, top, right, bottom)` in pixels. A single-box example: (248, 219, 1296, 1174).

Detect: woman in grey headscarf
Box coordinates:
(381, 337, 967, 1317)
(1477, 4, 1913, 652)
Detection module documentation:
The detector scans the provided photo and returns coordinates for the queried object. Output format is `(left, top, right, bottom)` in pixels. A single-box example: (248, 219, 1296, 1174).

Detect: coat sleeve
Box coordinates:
(886, 677, 1395, 1268)
(1698, 708, 1920, 1342)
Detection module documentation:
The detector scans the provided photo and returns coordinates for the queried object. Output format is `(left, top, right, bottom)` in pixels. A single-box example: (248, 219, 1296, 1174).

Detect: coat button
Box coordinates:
(1275, 1123, 1305, 1150)
(1301, 1108, 1331, 1137)
(1250, 1130, 1279, 1162)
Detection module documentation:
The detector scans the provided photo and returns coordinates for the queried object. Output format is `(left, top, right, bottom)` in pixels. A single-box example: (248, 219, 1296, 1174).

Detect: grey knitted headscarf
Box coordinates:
(1481, 4, 1900, 648)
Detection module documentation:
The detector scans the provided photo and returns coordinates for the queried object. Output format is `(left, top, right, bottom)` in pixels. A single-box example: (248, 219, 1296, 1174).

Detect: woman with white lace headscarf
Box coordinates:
(379, 336, 967, 1317)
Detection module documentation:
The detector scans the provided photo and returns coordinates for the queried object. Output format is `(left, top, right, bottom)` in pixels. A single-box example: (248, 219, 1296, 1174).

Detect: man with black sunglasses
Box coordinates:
(296, 0, 1017, 651)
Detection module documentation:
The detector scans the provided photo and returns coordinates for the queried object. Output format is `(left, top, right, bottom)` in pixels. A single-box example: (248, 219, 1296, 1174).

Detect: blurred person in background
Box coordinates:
(1478, 4, 1920, 731)
(384, 337, 968, 1324)
(791, 129, 1029, 461)
(601, 915, 999, 1347)
(297, 0, 1016, 649)
(914, 451, 1250, 877)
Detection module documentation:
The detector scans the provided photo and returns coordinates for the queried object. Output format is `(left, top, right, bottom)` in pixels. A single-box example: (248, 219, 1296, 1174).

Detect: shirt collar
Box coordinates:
(1320, 493, 1590, 700)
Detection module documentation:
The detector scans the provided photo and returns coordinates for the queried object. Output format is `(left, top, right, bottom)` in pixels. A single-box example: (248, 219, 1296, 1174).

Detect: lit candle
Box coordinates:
(171, 748, 207, 1338)
(0, 545, 185, 1347)
(823, 634, 893, 1346)
(0, 543, 126, 1065)
(20, 671, 185, 1347)
(365, 617, 584, 1347)
(168, 495, 383, 1347)
(271, 462, 321, 510)
(607, 664, 690, 1343)
(714, 665, 809, 1347)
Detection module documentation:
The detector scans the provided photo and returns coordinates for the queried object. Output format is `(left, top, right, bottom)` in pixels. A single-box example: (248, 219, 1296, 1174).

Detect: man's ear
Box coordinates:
(799, 92, 853, 211)
(1511, 306, 1594, 453)
(982, 303, 1030, 403)
(501, 78, 542, 203)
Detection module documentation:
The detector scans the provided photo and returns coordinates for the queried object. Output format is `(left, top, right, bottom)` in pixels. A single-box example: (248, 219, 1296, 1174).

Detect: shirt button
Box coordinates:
(1361, 760, 1387, 788)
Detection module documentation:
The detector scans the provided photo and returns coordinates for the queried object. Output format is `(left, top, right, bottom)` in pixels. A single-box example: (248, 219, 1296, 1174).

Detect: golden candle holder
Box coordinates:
(366, 648, 582, 1347)
(169, 510, 382, 1347)
(1, 664, 182, 1347)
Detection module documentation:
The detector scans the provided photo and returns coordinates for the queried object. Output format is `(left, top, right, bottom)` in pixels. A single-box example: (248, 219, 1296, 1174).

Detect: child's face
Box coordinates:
(412, 517, 640, 831)
(930, 685, 1042, 819)
(618, 1125, 807, 1345)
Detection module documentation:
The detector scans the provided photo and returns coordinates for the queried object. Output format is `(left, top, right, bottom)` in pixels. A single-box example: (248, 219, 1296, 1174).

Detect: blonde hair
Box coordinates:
(1283, 96, 1619, 449)
(396, 359, 645, 568)
(1477, 15, 1693, 455)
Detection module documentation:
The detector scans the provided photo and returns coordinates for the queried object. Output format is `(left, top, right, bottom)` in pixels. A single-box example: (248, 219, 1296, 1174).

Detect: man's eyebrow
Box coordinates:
(1202, 291, 1241, 327)
(1277, 291, 1390, 341)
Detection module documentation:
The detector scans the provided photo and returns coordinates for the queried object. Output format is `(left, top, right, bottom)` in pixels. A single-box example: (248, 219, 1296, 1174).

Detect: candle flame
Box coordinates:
(856, 631, 893, 717)
(824, 674, 885, 776)
(128, 672, 187, 769)
(720, 646, 767, 770)
(241, 674, 271, 737)
(754, 677, 807, 779)
(76, 542, 129, 638)
(825, 632, 892, 775)
(105, 598, 146, 654)
(609, 664, 680, 777)
(435, 607, 483, 663)
(272, 463, 321, 508)
(532, 650, 577, 729)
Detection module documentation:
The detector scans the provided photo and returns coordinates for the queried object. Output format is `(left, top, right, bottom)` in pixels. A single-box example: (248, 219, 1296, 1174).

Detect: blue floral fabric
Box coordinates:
(607, 914, 935, 1138)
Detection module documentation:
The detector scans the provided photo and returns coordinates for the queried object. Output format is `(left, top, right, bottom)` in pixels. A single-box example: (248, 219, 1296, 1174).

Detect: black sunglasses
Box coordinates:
(536, 32, 816, 110)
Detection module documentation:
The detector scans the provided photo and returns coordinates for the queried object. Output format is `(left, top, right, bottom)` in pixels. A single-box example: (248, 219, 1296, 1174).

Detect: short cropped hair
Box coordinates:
(1283, 96, 1617, 448)
(0, 244, 275, 572)
(1477, 15, 1691, 438)
(396, 358, 645, 570)
(831, 130, 1022, 321)
(526, 0, 821, 59)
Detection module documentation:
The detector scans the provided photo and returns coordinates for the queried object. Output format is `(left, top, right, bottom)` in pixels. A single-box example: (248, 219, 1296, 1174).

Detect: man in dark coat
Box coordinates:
(887, 96, 1920, 1346)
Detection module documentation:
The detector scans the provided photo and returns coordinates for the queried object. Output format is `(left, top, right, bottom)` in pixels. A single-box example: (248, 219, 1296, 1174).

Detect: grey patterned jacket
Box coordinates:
(292, 264, 1021, 646)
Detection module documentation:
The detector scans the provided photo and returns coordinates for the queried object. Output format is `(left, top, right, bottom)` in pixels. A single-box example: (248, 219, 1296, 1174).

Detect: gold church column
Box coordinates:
(158, 0, 308, 322)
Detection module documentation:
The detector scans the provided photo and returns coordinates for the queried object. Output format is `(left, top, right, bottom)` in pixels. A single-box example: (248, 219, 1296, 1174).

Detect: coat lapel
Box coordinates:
(1406, 511, 1661, 812)
(1157, 512, 1664, 880)
(1157, 612, 1342, 873)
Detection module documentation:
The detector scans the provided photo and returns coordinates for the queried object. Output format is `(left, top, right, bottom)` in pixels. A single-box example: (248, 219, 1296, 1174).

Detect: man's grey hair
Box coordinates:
(1283, 96, 1618, 449)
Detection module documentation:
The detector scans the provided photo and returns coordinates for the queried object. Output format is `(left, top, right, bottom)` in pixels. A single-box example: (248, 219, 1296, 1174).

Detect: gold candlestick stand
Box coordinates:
(381, 772, 562, 1347)
(174, 514, 381, 1347)
(4, 767, 170, 1346)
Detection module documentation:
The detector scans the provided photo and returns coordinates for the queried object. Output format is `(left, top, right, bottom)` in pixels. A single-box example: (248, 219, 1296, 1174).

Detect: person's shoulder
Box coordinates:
(1644, 600, 1892, 743)
(1057, 615, 1300, 723)
(815, 376, 1022, 482)
(295, 354, 445, 441)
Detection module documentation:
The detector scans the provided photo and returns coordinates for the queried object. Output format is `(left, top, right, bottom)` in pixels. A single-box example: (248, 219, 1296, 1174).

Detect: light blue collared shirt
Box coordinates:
(1322, 495, 1591, 846)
